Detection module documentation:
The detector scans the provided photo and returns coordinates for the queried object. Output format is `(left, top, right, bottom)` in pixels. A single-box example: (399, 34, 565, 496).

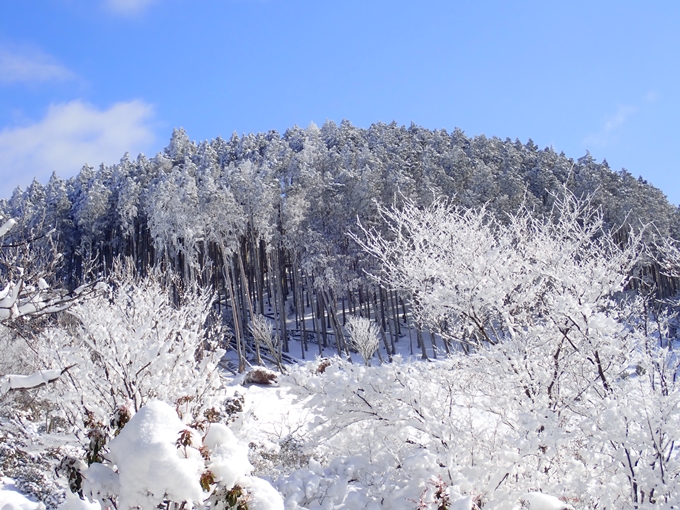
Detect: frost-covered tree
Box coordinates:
(36, 267, 224, 425)
(341, 191, 680, 507)
(2, 122, 678, 365)
(0, 216, 94, 327)
(354, 191, 642, 355)
(249, 313, 285, 372)
(345, 315, 380, 366)
(655, 235, 680, 279)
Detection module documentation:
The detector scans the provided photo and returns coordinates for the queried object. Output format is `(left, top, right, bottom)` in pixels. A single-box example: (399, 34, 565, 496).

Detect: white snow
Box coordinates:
(0, 478, 44, 510)
(81, 464, 119, 505)
(204, 423, 252, 489)
(523, 492, 574, 510)
(0, 283, 20, 311)
(1, 369, 62, 394)
(102, 400, 204, 509)
(0, 283, 11, 302)
(0, 219, 16, 239)
(238, 476, 284, 510)
(59, 491, 100, 510)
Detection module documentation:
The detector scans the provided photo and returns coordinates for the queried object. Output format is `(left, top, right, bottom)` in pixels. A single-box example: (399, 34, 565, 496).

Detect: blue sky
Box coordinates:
(1, 0, 679, 204)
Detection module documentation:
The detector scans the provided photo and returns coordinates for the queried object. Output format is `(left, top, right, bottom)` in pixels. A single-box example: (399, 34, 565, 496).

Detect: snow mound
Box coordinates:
(59, 491, 100, 510)
(523, 492, 574, 510)
(0, 478, 45, 510)
(239, 477, 284, 510)
(96, 401, 204, 509)
(204, 423, 252, 489)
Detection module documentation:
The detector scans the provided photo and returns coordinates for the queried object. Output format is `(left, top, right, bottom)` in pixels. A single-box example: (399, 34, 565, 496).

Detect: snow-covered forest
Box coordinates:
(1, 121, 680, 509)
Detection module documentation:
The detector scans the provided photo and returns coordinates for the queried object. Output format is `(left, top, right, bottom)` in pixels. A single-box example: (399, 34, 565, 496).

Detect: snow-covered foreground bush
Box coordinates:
(278, 349, 679, 509)
(267, 191, 679, 509)
(75, 400, 283, 510)
(13, 271, 284, 509)
(37, 272, 225, 426)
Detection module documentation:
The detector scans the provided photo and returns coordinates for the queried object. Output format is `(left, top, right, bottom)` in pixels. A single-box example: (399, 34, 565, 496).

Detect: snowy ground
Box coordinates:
(0, 478, 45, 510)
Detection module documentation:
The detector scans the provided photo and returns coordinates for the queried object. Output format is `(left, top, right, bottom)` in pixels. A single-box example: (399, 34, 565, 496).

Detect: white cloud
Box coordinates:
(0, 100, 156, 198)
(0, 46, 76, 84)
(583, 105, 637, 147)
(644, 91, 659, 103)
(104, 0, 158, 15)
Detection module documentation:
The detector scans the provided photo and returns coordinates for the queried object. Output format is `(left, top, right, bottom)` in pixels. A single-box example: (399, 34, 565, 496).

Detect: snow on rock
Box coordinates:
(204, 423, 252, 489)
(104, 400, 204, 509)
(243, 367, 278, 386)
(523, 492, 574, 510)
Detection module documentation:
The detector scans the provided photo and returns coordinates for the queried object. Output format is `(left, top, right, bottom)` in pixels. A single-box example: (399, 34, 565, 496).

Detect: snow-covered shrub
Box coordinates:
(249, 314, 283, 372)
(0, 325, 50, 420)
(76, 400, 283, 510)
(281, 359, 488, 509)
(0, 429, 65, 508)
(0, 325, 38, 381)
(654, 234, 680, 279)
(273, 191, 680, 508)
(249, 435, 315, 479)
(36, 271, 225, 429)
(353, 191, 642, 355)
(223, 392, 245, 423)
(281, 347, 680, 509)
(345, 315, 380, 366)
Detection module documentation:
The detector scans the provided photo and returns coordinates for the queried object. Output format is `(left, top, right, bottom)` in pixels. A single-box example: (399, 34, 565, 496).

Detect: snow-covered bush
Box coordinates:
(281, 346, 680, 509)
(74, 400, 283, 510)
(250, 314, 284, 372)
(0, 213, 99, 408)
(353, 191, 642, 354)
(0, 216, 97, 324)
(269, 191, 679, 508)
(654, 235, 680, 279)
(36, 270, 225, 429)
(345, 316, 380, 366)
(0, 431, 65, 508)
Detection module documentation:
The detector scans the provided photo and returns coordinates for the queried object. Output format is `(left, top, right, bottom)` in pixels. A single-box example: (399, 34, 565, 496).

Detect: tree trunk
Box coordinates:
(237, 250, 261, 365)
(223, 258, 245, 373)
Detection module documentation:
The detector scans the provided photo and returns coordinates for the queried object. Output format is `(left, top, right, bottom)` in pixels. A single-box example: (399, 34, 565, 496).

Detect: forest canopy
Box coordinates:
(2, 121, 677, 286)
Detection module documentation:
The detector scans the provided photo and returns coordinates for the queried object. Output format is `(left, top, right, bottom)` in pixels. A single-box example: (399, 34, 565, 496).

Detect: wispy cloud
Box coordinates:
(0, 45, 76, 84)
(583, 105, 638, 147)
(644, 91, 659, 103)
(0, 100, 156, 198)
(104, 0, 158, 15)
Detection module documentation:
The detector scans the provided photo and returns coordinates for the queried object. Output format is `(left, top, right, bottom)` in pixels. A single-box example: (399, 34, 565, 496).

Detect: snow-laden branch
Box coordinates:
(654, 234, 680, 279)
(0, 216, 102, 323)
(0, 218, 16, 238)
(351, 190, 643, 356)
(1, 364, 76, 395)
